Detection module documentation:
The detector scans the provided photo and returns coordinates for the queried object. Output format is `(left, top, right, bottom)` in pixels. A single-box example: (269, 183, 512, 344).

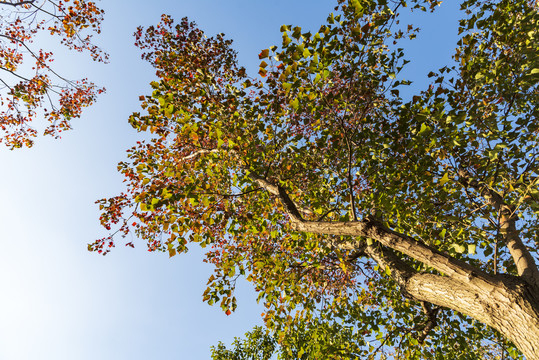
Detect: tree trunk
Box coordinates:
(405, 272, 539, 360)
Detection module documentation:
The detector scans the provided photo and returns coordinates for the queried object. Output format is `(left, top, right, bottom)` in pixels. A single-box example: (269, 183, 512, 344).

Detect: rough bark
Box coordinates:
(405, 273, 539, 359)
(459, 171, 539, 291)
(368, 242, 539, 359)
(252, 174, 539, 359)
(499, 204, 539, 291)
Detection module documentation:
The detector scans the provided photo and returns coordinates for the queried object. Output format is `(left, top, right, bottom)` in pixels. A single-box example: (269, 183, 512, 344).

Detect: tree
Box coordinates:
(210, 326, 277, 360)
(0, 0, 106, 148)
(93, 0, 539, 358)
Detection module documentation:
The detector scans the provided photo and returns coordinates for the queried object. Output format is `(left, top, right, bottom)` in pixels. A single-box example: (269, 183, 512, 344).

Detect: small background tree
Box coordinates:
(0, 0, 106, 148)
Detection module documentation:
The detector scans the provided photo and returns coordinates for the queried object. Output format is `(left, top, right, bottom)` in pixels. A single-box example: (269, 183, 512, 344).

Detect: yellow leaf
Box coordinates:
(167, 243, 176, 257)
(439, 173, 450, 186)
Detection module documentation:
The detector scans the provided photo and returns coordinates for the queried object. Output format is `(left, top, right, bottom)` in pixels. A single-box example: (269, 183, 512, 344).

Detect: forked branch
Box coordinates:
(250, 173, 500, 289)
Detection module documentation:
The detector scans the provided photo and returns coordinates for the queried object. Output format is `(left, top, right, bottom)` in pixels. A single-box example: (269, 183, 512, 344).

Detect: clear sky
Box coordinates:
(0, 1, 461, 359)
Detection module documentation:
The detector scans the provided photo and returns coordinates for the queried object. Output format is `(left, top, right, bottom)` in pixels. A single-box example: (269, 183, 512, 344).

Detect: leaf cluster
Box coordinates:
(0, 0, 107, 148)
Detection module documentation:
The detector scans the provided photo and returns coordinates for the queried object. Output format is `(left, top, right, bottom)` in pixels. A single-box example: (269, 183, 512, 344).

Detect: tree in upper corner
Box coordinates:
(0, 0, 106, 148)
(93, 0, 539, 358)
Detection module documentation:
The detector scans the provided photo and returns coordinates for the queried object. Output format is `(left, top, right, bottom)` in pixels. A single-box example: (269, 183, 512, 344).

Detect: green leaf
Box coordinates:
(451, 244, 466, 254)
(164, 104, 174, 118)
(351, 0, 364, 16)
(418, 123, 430, 135)
(290, 98, 299, 110)
(440, 228, 447, 238)
(168, 243, 177, 257)
(282, 33, 291, 46)
(328, 13, 335, 24)
(282, 83, 292, 93)
(439, 173, 450, 186)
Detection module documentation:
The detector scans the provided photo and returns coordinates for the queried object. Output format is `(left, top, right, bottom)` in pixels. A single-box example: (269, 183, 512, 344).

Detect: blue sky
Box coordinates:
(0, 1, 461, 359)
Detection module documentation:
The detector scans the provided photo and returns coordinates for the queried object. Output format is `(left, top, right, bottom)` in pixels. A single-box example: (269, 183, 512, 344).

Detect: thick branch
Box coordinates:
(404, 272, 539, 359)
(366, 243, 440, 342)
(252, 174, 539, 359)
(365, 242, 417, 290)
(251, 174, 498, 288)
(459, 169, 539, 289)
(499, 204, 539, 290)
(368, 239, 539, 358)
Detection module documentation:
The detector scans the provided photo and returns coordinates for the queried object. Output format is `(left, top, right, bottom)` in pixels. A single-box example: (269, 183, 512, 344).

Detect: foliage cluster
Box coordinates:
(0, 0, 106, 148)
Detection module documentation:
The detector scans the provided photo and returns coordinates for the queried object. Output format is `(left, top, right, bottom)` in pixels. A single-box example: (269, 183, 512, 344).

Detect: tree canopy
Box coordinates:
(0, 0, 106, 148)
(93, 0, 539, 358)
